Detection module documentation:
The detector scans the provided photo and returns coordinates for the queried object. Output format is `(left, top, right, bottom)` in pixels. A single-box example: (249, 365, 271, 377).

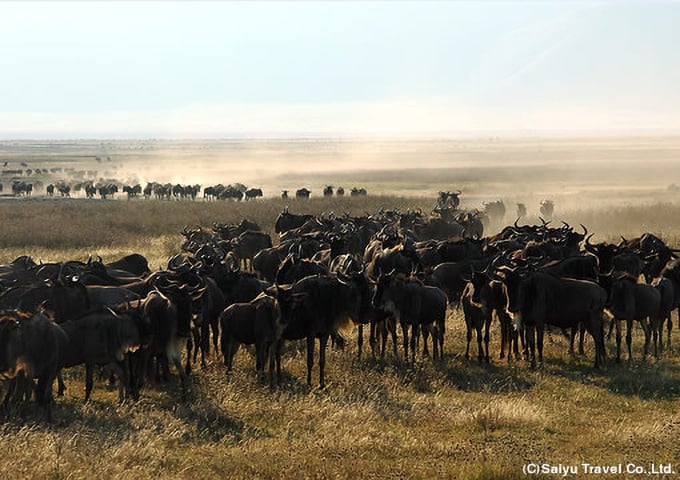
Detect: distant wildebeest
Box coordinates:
(516, 203, 527, 219)
(336, 187, 345, 196)
(296, 188, 311, 199)
(245, 188, 263, 200)
(281, 190, 289, 199)
(323, 186, 333, 197)
(539, 200, 554, 220)
(482, 200, 505, 224)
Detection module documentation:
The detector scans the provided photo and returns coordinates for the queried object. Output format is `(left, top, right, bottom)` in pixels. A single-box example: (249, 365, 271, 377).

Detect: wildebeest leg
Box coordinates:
(3, 377, 18, 414)
(389, 318, 398, 358)
(107, 361, 127, 403)
(369, 320, 378, 358)
(57, 370, 66, 396)
(625, 319, 634, 362)
(421, 324, 430, 358)
(185, 336, 193, 375)
(255, 341, 267, 380)
(475, 321, 484, 363)
(465, 320, 472, 360)
(357, 324, 364, 360)
(84, 363, 96, 402)
(484, 314, 491, 364)
(569, 326, 577, 357)
(526, 324, 536, 368)
(268, 341, 278, 387)
(401, 320, 410, 361)
(306, 337, 315, 386)
(211, 320, 220, 359)
(319, 334, 329, 389)
(639, 318, 651, 360)
(650, 317, 660, 358)
(536, 325, 545, 366)
(275, 339, 283, 384)
(36, 369, 56, 422)
(615, 319, 622, 363)
(579, 323, 586, 355)
(499, 314, 507, 360)
(410, 324, 418, 363)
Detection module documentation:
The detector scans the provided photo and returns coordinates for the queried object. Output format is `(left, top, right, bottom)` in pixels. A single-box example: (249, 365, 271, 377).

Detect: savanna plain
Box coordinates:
(0, 137, 679, 479)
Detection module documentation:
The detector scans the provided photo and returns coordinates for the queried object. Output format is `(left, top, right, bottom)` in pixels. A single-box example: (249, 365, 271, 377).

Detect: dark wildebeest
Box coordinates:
(482, 200, 506, 224)
(372, 272, 447, 363)
(220, 293, 285, 384)
(0, 311, 63, 421)
(323, 186, 333, 197)
(282, 272, 368, 388)
(230, 231, 273, 271)
(499, 268, 606, 369)
(295, 188, 311, 199)
(274, 208, 314, 235)
(539, 200, 554, 220)
(245, 188, 263, 200)
(57, 306, 148, 402)
(281, 190, 289, 199)
(336, 187, 345, 196)
(606, 274, 661, 363)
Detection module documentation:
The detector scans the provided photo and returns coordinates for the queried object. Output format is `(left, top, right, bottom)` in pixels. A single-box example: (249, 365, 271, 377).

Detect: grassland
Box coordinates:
(0, 196, 679, 479)
(0, 136, 680, 479)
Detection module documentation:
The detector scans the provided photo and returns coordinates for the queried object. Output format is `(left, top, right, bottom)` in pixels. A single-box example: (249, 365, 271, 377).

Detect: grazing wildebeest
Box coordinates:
(539, 200, 554, 220)
(499, 268, 606, 368)
(0, 311, 63, 421)
(372, 272, 447, 363)
(220, 292, 285, 384)
(295, 188, 311, 199)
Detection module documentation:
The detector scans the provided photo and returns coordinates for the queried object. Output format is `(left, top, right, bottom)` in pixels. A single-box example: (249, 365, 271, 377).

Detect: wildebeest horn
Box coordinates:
(580, 224, 588, 237)
(454, 190, 461, 195)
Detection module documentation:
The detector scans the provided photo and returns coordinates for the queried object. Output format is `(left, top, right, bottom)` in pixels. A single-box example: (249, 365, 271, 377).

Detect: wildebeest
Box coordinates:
(220, 293, 285, 384)
(323, 186, 333, 197)
(606, 274, 660, 362)
(499, 268, 606, 368)
(516, 203, 527, 219)
(245, 188, 263, 200)
(57, 306, 148, 402)
(282, 272, 369, 388)
(372, 272, 447, 362)
(274, 208, 314, 234)
(336, 187, 345, 196)
(539, 200, 554, 220)
(295, 188, 311, 199)
(0, 311, 63, 420)
(482, 200, 505, 224)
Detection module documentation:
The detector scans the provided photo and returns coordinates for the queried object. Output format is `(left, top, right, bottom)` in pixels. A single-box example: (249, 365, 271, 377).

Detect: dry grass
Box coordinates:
(0, 192, 679, 477)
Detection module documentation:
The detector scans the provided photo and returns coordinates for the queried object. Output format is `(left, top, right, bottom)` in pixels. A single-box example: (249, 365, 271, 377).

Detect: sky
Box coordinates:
(1, 1, 679, 138)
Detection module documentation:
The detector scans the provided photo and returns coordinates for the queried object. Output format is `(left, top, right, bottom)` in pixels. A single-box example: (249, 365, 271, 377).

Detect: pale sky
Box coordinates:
(1, 1, 679, 138)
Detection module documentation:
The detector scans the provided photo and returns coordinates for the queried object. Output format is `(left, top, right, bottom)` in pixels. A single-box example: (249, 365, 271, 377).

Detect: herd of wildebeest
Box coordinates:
(1, 190, 679, 422)
(5, 178, 370, 201)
